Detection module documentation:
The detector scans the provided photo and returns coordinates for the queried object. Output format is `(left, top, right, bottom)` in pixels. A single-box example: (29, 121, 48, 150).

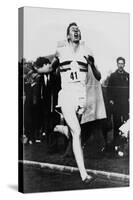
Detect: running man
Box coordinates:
(34, 22, 106, 183)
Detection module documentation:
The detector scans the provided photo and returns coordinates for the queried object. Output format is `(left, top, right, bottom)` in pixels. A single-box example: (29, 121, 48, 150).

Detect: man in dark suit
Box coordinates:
(34, 57, 61, 145)
(107, 57, 129, 148)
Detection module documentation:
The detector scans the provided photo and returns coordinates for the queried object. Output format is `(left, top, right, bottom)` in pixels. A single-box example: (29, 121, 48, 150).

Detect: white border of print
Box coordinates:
(0, 0, 132, 200)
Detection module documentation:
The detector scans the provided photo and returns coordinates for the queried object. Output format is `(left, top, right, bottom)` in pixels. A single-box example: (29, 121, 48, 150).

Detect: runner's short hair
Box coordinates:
(66, 22, 78, 36)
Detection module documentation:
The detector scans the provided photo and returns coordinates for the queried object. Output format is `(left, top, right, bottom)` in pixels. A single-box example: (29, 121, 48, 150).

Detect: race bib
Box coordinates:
(68, 61, 80, 82)
(61, 61, 87, 86)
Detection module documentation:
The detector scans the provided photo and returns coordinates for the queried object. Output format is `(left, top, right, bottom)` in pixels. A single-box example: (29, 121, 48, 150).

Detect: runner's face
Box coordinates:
(68, 25, 81, 43)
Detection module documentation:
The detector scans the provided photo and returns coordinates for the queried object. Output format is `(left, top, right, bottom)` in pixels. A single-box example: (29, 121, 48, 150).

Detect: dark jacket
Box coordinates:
(107, 69, 129, 117)
(108, 69, 129, 102)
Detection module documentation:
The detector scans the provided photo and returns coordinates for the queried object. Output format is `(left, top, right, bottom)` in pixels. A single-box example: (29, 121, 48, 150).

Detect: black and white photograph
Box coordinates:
(18, 7, 129, 193)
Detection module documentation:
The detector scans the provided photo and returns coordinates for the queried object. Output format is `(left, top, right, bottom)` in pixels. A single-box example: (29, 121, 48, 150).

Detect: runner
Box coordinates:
(34, 22, 106, 183)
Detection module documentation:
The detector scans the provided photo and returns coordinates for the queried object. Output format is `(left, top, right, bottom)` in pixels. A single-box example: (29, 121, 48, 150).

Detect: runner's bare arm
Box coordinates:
(84, 55, 101, 81)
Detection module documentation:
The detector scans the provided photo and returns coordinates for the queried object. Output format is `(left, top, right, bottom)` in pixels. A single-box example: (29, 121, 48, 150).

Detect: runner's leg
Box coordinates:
(61, 103, 88, 181)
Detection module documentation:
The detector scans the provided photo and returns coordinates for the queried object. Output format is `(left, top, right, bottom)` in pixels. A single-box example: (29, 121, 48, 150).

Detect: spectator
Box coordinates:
(34, 57, 61, 144)
(107, 57, 129, 149)
(24, 61, 42, 143)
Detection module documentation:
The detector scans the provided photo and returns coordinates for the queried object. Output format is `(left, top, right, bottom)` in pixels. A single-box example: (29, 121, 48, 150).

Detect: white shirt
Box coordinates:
(56, 42, 91, 90)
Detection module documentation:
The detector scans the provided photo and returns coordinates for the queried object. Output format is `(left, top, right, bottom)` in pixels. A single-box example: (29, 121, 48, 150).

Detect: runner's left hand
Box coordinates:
(84, 55, 95, 66)
(88, 55, 95, 66)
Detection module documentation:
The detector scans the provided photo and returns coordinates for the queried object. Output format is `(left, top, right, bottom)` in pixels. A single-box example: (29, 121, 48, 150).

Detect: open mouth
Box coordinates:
(74, 33, 78, 38)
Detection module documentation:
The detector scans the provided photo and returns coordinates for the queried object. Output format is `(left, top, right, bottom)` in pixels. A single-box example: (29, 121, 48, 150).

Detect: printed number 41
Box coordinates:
(70, 72, 78, 80)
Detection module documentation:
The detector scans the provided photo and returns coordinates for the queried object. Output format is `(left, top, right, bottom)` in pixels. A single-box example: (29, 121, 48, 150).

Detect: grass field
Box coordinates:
(22, 165, 129, 193)
(19, 134, 129, 193)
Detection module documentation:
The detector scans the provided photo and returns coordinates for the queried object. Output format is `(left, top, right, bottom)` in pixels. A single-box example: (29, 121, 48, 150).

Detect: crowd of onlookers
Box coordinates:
(20, 57, 61, 145)
(19, 56, 129, 157)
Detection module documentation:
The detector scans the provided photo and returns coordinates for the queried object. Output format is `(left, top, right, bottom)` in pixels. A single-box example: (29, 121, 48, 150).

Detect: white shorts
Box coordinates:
(58, 83, 86, 115)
